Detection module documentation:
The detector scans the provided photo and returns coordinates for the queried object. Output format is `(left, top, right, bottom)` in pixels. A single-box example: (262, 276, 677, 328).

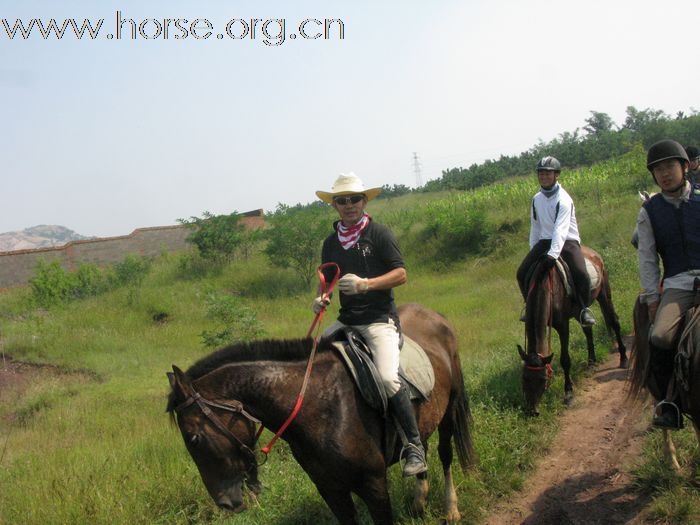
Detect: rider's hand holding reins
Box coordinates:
(312, 295, 331, 314)
(338, 273, 369, 295)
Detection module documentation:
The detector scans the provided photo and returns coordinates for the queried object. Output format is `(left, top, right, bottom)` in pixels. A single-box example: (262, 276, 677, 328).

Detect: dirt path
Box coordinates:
(487, 344, 653, 525)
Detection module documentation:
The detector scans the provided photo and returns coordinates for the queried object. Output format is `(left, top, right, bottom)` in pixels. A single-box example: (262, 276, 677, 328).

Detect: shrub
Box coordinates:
(29, 259, 75, 307)
(179, 211, 245, 264)
(112, 254, 150, 287)
(200, 292, 265, 347)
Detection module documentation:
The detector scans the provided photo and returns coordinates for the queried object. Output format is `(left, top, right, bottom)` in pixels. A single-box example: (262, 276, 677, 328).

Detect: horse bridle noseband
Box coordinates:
(174, 390, 263, 467)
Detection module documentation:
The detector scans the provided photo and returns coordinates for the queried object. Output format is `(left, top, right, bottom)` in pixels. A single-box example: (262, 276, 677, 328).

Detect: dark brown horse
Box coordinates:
(517, 246, 628, 416)
(166, 303, 474, 524)
(628, 295, 700, 471)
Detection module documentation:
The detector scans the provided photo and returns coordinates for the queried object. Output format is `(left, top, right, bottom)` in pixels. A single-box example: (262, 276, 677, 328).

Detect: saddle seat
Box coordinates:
(524, 256, 600, 304)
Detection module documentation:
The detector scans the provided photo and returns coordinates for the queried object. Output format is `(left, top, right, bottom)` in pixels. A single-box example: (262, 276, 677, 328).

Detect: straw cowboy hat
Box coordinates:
(315, 173, 382, 204)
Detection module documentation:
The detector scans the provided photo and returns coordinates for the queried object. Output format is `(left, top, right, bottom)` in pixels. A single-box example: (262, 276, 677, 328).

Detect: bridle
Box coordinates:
(524, 353, 554, 390)
(174, 389, 263, 469)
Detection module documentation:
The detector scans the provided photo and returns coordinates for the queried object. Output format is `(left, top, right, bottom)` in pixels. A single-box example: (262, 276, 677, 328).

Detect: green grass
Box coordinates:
(2, 146, 699, 524)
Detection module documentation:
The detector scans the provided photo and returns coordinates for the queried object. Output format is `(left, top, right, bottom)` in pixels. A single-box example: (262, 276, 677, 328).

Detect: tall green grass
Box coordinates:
(1, 146, 698, 524)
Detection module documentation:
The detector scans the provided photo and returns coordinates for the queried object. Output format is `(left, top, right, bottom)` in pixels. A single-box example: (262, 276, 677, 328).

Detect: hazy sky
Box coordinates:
(2, 0, 698, 237)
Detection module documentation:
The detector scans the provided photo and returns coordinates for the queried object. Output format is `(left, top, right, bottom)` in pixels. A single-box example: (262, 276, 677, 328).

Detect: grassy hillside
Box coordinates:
(1, 145, 698, 524)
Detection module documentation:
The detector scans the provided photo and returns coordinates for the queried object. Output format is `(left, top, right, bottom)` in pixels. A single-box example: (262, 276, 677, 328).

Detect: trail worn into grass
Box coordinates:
(487, 344, 653, 525)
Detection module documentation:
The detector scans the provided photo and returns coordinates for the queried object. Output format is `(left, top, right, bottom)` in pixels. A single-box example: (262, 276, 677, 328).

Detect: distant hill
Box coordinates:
(0, 225, 93, 252)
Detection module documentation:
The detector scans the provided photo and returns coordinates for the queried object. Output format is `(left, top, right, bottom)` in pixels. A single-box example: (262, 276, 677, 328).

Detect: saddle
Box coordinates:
(524, 257, 600, 302)
(328, 327, 435, 417)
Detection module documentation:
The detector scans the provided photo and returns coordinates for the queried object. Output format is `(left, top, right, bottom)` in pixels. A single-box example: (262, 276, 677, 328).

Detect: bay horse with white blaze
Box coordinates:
(166, 303, 474, 524)
(518, 245, 628, 416)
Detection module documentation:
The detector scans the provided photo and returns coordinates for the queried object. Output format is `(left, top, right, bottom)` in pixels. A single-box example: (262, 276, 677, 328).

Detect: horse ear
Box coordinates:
(542, 354, 554, 364)
(169, 365, 193, 395)
(517, 345, 527, 361)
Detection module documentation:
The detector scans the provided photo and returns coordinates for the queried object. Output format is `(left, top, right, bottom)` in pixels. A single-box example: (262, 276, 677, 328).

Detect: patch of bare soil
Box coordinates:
(0, 356, 97, 424)
(487, 341, 654, 525)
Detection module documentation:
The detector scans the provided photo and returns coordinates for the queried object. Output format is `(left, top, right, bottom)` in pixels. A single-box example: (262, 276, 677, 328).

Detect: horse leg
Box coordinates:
(435, 413, 461, 523)
(595, 285, 628, 368)
(582, 325, 596, 366)
(662, 429, 682, 473)
(560, 326, 574, 405)
(316, 485, 361, 525)
(411, 473, 429, 517)
(354, 474, 393, 525)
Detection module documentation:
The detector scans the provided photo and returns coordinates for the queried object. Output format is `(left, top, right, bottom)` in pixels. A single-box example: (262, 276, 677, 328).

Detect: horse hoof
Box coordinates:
(564, 393, 574, 406)
(619, 356, 629, 369)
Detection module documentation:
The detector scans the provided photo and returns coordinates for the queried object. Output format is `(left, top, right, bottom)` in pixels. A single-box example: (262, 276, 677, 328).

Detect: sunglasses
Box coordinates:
(333, 195, 364, 205)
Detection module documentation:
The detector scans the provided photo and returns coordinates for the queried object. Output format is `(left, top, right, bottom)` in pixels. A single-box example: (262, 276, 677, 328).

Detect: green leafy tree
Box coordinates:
(178, 211, 244, 264)
(583, 111, 615, 135)
(263, 203, 334, 287)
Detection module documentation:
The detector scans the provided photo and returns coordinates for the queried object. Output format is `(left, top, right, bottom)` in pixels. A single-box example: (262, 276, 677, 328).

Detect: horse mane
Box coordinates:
(184, 337, 329, 381)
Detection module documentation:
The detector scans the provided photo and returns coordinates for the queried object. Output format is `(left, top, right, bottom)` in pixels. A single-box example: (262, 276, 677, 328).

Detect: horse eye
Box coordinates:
(189, 434, 201, 447)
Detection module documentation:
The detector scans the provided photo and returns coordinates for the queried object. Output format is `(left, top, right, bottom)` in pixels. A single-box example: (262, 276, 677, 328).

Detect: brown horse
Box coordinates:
(628, 294, 700, 471)
(517, 246, 628, 416)
(166, 303, 474, 524)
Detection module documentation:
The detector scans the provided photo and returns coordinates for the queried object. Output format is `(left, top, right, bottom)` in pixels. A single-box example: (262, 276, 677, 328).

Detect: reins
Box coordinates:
(174, 263, 341, 466)
(259, 262, 341, 455)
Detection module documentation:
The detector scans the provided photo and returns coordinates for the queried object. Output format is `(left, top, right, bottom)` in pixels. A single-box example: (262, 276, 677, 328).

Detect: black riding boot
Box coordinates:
(650, 345, 683, 429)
(388, 385, 428, 477)
(578, 299, 596, 327)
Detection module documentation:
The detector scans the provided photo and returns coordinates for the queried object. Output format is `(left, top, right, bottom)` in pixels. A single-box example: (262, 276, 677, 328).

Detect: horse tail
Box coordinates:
(627, 295, 650, 400)
(451, 356, 476, 471)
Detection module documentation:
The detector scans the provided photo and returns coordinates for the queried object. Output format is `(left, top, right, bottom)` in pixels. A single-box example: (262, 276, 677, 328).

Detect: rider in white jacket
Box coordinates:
(516, 156, 596, 326)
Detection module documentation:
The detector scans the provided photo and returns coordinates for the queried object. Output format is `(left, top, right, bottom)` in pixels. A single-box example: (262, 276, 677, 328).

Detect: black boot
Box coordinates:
(578, 301, 596, 327)
(650, 346, 683, 430)
(388, 386, 427, 477)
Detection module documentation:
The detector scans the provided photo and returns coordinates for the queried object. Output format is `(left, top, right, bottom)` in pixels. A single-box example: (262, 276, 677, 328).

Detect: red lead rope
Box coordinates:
(259, 262, 341, 455)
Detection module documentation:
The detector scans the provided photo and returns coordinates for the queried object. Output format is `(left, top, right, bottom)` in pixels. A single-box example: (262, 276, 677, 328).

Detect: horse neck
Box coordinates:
(197, 360, 309, 431)
(526, 269, 560, 355)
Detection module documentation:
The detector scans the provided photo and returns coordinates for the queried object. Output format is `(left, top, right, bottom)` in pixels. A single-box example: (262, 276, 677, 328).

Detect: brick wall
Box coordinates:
(0, 210, 264, 289)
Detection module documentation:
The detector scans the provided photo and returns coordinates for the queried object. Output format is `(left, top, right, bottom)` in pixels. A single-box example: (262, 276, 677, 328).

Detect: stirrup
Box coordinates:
(400, 443, 427, 477)
(653, 400, 683, 429)
(579, 308, 596, 327)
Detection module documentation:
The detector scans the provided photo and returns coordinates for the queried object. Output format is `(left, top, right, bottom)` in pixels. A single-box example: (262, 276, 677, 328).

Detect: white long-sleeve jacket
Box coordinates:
(529, 183, 581, 259)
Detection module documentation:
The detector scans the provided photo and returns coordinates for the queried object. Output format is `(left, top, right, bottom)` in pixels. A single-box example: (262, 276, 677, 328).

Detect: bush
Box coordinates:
(29, 259, 76, 307)
(179, 211, 245, 264)
(112, 254, 150, 287)
(200, 292, 265, 347)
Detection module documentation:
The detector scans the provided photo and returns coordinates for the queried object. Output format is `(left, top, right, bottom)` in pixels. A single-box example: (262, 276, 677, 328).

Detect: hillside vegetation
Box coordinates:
(2, 146, 700, 524)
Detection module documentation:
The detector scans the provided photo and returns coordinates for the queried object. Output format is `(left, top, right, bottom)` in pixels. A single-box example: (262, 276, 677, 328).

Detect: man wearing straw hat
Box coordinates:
(313, 172, 427, 477)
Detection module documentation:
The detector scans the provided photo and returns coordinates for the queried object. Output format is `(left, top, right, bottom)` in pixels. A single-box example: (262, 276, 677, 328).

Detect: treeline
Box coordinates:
(421, 106, 700, 192)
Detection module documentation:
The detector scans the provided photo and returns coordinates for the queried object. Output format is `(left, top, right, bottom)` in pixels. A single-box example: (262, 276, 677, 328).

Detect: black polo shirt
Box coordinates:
(321, 219, 405, 326)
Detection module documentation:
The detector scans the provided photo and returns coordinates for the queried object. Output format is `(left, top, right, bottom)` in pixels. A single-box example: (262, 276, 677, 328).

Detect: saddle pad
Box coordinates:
(554, 258, 600, 298)
(398, 335, 435, 400)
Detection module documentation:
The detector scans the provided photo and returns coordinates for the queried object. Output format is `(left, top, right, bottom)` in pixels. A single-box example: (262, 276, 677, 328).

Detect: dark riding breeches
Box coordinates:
(517, 239, 592, 306)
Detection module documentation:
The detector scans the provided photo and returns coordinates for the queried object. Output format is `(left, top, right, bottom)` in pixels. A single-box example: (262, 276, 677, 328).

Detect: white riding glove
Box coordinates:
(312, 295, 331, 314)
(338, 273, 369, 295)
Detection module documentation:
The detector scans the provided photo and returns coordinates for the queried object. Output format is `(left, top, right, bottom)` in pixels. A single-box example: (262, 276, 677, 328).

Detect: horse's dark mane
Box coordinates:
(185, 337, 330, 381)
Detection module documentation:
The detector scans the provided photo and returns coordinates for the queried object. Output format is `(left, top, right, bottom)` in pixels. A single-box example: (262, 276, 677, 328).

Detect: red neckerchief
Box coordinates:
(337, 213, 370, 250)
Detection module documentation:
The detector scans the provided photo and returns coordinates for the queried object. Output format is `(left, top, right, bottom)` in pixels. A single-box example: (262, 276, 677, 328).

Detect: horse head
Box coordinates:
(517, 345, 553, 416)
(166, 365, 261, 513)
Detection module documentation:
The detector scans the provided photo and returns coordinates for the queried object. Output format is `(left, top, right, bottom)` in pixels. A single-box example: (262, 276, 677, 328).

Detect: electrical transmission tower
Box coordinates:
(412, 152, 423, 187)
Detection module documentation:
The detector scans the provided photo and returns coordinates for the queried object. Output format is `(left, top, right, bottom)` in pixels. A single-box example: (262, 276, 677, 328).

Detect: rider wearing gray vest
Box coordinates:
(313, 173, 428, 477)
(516, 156, 596, 326)
(637, 139, 698, 429)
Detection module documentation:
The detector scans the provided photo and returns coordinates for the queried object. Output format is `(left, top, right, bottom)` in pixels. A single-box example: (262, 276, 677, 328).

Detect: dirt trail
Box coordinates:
(487, 344, 653, 525)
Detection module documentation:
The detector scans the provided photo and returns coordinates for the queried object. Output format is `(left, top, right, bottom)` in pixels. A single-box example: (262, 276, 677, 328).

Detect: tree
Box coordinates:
(178, 211, 244, 264)
(263, 203, 334, 287)
(583, 111, 615, 135)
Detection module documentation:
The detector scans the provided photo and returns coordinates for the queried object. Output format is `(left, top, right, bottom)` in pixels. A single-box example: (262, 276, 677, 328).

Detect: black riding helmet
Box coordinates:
(646, 139, 689, 172)
(536, 156, 561, 172)
(686, 145, 700, 161)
